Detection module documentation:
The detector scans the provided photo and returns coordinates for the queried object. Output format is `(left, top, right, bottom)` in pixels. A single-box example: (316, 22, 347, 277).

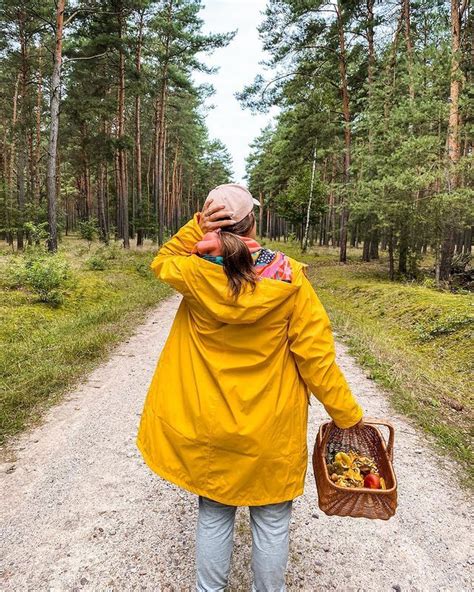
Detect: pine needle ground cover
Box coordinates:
(0, 236, 171, 444)
(268, 241, 473, 484)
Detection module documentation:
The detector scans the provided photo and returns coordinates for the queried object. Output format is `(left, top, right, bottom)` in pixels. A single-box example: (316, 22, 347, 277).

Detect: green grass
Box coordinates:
(266, 239, 473, 483)
(0, 235, 171, 444)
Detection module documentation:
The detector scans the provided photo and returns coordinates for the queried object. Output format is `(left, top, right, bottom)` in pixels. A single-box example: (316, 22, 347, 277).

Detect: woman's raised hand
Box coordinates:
(198, 199, 235, 233)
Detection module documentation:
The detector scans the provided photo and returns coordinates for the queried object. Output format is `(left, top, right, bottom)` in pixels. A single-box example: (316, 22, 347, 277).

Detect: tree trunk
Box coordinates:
(336, 0, 351, 263)
(17, 146, 26, 250)
(156, 79, 168, 244)
(135, 10, 145, 246)
(328, 156, 336, 246)
(439, 0, 466, 281)
(362, 234, 370, 261)
(7, 74, 20, 246)
(302, 144, 317, 252)
(34, 45, 43, 207)
(384, 7, 404, 123)
(388, 227, 395, 281)
(17, 10, 30, 251)
(153, 0, 173, 245)
(46, 0, 65, 253)
(117, 5, 129, 248)
(463, 227, 472, 255)
(439, 227, 456, 280)
(399, 219, 409, 274)
(97, 161, 108, 243)
(370, 225, 379, 259)
(366, 0, 375, 89)
(403, 0, 415, 101)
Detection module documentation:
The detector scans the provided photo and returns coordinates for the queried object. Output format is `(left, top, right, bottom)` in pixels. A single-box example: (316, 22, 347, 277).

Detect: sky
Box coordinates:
(193, 0, 278, 183)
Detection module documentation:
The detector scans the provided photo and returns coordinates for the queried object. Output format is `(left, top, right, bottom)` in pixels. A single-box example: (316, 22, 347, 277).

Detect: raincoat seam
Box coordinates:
(146, 407, 204, 444)
(204, 367, 219, 493)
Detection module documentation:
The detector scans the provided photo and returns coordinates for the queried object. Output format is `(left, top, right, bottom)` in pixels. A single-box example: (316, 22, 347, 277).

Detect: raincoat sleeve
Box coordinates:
(150, 212, 204, 293)
(288, 273, 363, 429)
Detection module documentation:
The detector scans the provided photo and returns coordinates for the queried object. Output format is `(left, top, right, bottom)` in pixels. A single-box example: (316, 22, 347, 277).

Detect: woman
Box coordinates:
(136, 183, 363, 591)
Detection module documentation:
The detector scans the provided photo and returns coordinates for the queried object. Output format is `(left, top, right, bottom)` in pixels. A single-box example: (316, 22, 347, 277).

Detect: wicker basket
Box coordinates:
(313, 417, 398, 520)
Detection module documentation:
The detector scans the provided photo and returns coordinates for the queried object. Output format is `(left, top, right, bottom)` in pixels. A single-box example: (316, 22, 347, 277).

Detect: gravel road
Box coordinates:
(1, 293, 472, 592)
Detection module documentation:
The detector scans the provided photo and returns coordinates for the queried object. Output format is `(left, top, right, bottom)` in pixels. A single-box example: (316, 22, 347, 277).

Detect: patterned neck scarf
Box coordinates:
(192, 231, 292, 283)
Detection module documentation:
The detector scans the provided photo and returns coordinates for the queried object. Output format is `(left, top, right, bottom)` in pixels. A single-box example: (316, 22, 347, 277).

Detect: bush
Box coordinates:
(421, 277, 437, 290)
(6, 250, 75, 306)
(23, 221, 49, 244)
(85, 254, 108, 271)
(96, 242, 121, 261)
(135, 260, 152, 277)
(78, 219, 99, 248)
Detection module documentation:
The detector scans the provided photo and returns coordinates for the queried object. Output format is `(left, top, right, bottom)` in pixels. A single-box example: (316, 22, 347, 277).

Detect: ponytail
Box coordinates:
(219, 211, 257, 300)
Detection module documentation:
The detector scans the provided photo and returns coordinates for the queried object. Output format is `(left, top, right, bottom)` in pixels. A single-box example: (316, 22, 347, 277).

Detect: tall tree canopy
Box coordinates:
(239, 0, 472, 280)
(0, 0, 235, 250)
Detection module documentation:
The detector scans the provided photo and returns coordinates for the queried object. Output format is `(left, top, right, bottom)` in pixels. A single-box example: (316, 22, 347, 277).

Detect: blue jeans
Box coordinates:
(195, 495, 293, 592)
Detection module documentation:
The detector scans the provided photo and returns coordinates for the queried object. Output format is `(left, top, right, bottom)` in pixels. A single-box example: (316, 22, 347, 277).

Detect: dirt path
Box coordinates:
(1, 294, 472, 592)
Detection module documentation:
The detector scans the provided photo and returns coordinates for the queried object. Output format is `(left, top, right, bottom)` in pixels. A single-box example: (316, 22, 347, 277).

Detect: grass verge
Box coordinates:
(266, 240, 473, 484)
(0, 236, 171, 445)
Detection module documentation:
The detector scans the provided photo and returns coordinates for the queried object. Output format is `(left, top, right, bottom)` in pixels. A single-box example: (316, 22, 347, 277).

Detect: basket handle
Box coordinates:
(361, 417, 395, 461)
(317, 417, 395, 461)
(318, 420, 332, 450)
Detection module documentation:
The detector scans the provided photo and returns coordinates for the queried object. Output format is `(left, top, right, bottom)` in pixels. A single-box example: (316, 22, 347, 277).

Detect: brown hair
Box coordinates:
(219, 211, 257, 300)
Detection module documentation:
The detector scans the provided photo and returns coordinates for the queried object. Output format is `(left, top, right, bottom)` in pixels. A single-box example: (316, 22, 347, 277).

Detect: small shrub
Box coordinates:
(78, 219, 99, 249)
(420, 277, 437, 289)
(40, 288, 65, 307)
(85, 254, 108, 271)
(96, 242, 121, 261)
(23, 221, 49, 244)
(5, 251, 75, 306)
(135, 260, 152, 277)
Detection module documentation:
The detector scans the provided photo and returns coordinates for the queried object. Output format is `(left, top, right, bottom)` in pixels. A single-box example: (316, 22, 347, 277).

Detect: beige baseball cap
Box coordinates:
(204, 183, 260, 223)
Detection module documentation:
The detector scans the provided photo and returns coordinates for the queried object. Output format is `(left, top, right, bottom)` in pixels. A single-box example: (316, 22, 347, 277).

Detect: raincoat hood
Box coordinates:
(181, 254, 307, 325)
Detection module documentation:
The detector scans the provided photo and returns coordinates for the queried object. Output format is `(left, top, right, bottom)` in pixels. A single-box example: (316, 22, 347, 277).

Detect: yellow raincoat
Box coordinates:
(136, 213, 363, 506)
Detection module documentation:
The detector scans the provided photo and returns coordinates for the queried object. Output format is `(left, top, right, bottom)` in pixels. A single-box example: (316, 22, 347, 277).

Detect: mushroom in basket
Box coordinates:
(326, 449, 386, 490)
